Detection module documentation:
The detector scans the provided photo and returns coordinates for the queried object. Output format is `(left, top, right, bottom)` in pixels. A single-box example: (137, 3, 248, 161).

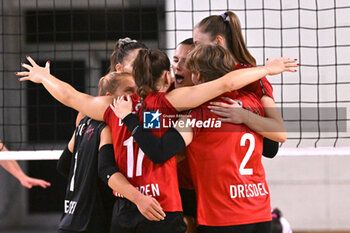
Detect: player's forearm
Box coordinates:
(0, 140, 8, 151)
(224, 66, 269, 92)
(122, 113, 186, 163)
(41, 74, 108, 121)
(242, 110, 287, 142)
(166, 67, 269, 112)
(108, 172, 144, 204)
(41, 74, 83, 110)
(0, 141, 26, 180)
(0, 160, 26, 181)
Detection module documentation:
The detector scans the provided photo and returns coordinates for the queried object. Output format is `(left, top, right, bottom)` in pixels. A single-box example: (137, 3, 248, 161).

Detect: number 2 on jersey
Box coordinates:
(240, 133, 255, 175)
(124, 136, 145, 178)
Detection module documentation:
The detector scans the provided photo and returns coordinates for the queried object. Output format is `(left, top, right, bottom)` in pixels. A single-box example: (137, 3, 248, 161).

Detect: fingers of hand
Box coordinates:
(209, 107, 231, 118)
(18, 77, 30, 81)
(15, 71, 29, 76)
(41, 181, 51, 188)
(152, 202, 165, 218)
(26, 56, 38, 67)
(209, 101, 229, 108)
(45, 61, 50, 70)
(208, 105, 228, 112)
(150, 206, 165, 221)
(110, 104, 115, 111)
(21, 63, 32, 71)
(220, 97, 235, 104)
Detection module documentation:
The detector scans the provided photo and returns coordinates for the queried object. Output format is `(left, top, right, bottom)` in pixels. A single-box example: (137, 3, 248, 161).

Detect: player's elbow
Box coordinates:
(276, 126, 288, 143)
(279, 132, 287, 143)
(147, 153, 167, 164)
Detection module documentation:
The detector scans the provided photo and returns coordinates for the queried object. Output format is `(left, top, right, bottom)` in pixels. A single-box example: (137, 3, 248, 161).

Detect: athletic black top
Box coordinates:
(58, 116, 114, 233)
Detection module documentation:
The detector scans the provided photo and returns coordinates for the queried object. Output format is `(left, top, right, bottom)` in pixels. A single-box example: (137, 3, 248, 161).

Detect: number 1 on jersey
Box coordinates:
(124, 136, 145, 178)
(69, 152, 78, 191)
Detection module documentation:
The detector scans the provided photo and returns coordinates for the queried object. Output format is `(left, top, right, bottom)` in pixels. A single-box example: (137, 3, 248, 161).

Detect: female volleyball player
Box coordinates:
(172, 37, 287, 233)
(57, 72, 161, 233)
(171, 38, 197, 233)
(110, 44, 278, 233)
(0, 140, 51, 189)
(109, 37, 147, 73)
(16, 46, 296, 233)
(193, 11, 287, 146)
(172, 38, 195, 89)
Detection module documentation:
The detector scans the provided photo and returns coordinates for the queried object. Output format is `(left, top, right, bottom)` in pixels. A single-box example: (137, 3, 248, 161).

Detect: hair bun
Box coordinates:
(117, 37, 138, 48)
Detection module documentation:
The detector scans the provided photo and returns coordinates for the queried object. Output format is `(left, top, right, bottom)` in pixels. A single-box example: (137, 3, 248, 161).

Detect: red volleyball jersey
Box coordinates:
(103, 92, 182, 212)
(186, 90, 272, 226)
(236, 63, 274, 100)
(177, 152, 194, 190)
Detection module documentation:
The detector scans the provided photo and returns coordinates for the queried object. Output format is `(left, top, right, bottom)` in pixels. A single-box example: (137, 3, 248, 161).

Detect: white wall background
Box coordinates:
(165, 0, 350, 231)
(165, 0, 350, 148)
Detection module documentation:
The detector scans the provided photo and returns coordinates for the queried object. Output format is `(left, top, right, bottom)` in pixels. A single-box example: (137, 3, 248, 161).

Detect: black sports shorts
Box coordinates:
(197, 220, 272, 233)
(58, 230, 89, 233)
(110, 197, 187, 233)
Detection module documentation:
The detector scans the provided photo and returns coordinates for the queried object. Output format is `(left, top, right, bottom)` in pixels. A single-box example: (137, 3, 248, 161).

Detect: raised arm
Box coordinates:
(165, 58, 298, 112)
(16, 56, 111, 121)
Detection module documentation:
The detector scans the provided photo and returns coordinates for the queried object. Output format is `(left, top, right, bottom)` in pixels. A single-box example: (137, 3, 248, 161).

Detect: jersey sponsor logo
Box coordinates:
(114, 183, 160, 198)
(230, 183, 269, 199)
(76, 123, 95, 140)
(64, 200, 77, 215)
(85, 125, 95, 140)
(143, 111, 161, 129)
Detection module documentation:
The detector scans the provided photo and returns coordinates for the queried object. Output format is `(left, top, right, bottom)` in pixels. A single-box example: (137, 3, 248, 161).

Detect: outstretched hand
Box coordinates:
(19, 175, 51, 189)
(110, 95, 133, 120)
(15, 56, 50, 83)
(265, 57, 299, 76)
(135, 194, 166, 221)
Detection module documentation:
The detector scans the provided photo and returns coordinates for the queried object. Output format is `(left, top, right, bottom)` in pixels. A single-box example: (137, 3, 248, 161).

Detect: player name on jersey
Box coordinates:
(115, 183, 160, 198)
(64, 200, 77, 215)
(230, 182, 269, 199)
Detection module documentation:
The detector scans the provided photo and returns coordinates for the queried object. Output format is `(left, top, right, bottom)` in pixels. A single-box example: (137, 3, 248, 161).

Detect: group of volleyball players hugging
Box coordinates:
(16, 11, 297, 233)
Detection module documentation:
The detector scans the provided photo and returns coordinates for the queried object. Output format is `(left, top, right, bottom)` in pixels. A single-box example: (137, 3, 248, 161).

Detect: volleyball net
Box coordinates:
(1, 0, 350, 159)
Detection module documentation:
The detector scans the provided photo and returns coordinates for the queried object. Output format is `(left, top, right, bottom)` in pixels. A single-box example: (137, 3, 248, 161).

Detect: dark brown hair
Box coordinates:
(98, 72, 131, 96)
(186, 44, 235, 83)
(133, 49, 170, 99)
(109, 37, 147, 72)
(196, 11, 256, 66)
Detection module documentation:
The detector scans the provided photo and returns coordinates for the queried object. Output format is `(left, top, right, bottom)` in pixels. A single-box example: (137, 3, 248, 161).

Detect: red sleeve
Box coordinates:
(259, 77, 274, 101)
(157, 92, 178, 114)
